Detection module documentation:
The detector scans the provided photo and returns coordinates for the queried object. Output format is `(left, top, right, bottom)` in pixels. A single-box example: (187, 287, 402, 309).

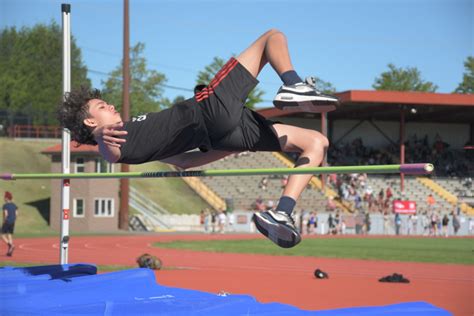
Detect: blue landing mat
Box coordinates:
(0, 264, 451, 315)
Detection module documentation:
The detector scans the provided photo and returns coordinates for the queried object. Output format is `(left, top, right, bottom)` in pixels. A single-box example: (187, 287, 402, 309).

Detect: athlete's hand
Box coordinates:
(93, 122, 128, 148)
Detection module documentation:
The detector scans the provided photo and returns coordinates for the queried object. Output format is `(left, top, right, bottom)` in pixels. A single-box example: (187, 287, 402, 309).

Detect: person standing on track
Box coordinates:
(2, 191, 18, 256)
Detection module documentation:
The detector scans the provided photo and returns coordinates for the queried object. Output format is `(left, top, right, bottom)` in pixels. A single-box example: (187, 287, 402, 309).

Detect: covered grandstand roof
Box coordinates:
(258, 90, 474, 123)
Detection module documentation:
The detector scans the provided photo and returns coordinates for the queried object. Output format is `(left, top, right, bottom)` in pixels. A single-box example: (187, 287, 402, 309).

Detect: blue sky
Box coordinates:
(1, 0, 472, 107)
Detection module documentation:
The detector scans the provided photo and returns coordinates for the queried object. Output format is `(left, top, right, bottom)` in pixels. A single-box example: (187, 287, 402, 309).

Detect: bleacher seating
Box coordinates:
(356, 175, 455, 213)
(196, 152, 327, 211)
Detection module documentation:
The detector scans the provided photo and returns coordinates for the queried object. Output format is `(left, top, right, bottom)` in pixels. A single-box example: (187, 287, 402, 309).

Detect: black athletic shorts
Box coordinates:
(2, 221, 15, 234)
(194, 57, 282, 152)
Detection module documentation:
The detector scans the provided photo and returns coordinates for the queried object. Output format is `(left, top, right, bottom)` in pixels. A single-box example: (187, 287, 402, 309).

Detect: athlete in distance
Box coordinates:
(58, 29, 339, 248)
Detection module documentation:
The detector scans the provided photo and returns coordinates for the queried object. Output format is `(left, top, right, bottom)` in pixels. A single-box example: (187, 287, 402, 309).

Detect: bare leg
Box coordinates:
(271, 124, 329, 201)
(1, 234, 8, 245)
(236, 29, 294, 78)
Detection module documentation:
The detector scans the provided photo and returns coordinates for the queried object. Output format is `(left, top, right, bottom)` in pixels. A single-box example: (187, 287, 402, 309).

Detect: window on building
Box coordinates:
(73, 198, 85, 217)
(94, 198, 114, 217)
(95, 158, 113, 173)
(75, 157, 85, 173)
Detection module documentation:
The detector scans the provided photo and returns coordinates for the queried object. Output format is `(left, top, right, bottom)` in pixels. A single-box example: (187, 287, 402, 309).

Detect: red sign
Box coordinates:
(63, 209, 70, 220)
(393, 200, 416, 214)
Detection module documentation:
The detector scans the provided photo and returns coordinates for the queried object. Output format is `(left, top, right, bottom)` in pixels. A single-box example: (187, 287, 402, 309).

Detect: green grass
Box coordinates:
(130, 161, 210, 214)
(0, 260, 135, 272)
(0, 260, 186, 272)
(0, 138, 58, 234)
(153, 237, 474, 265)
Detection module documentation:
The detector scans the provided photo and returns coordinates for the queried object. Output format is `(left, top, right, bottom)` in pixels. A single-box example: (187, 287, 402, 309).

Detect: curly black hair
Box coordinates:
(57, 87, 102, 145)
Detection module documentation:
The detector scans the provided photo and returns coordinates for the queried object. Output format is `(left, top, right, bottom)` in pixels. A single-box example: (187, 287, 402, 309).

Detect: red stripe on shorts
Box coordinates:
(195, 58, 238, 102)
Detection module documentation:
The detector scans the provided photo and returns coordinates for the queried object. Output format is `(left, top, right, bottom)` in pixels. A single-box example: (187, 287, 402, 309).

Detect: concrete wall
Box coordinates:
(158, 211, 473, 236)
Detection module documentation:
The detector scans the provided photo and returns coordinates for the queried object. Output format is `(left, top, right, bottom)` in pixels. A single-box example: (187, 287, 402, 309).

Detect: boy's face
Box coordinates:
(83, 99, 122, 129)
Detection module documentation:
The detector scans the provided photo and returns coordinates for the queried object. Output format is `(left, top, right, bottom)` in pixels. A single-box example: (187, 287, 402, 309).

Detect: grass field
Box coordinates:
(0, 261, 135, 272)
(129, 161, 209, 214)
(153, 237, 474, 265)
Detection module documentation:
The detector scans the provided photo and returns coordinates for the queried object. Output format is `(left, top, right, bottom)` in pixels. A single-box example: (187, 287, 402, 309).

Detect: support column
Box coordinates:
(400, 107, 406, 195)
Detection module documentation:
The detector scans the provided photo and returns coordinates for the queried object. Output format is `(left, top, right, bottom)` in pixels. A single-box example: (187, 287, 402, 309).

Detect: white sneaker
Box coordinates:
(252, 210, 301, 248)
(273, 76, 339, 112)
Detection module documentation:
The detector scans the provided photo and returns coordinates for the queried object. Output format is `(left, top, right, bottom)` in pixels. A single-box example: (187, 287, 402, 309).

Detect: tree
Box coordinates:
(196, 57, 264, 109)
(0, 22, 90, 124)
(454, 56, 474, 94)
(373, 63, 437, 92)
(101, 42, 168, 117)
(312, 77, 337, 94)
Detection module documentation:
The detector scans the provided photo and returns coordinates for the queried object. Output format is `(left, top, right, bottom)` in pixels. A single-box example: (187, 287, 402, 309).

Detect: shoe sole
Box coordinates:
(273, 94, 338, 112)
(274, 101, 336, 113)
(252, 213, 301, 248)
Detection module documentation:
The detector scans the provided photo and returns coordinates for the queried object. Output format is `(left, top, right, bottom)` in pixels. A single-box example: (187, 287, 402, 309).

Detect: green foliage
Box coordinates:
(0, 22, 90, 125)
(101, 42, 168, 117)
(161, 95, 187, 108)
(454, 56, 474, 94)
(373, 63, 437, 92)
(313, 77, 337, 94)
(196, 57, 264, 109)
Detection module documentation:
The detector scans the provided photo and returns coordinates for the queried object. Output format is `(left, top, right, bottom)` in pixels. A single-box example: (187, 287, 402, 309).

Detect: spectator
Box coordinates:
(364, 212, 371, 234)
(407, 215, 412, 235)
(394, 213, 402, 236)
(2, 191, 18, 257)
(411, 213, 418, 235)
(427, 194, 436, 211)
(441, 214, 449, 237)
(452, 212, 460, 235)
(227, 211, 235, 232)
(306, 211, 317, 234)
(340, 219, 347, 234)
(218, 210, 227, 234)
(469, 217, 474, 235)
(327, 214, 335, 235)
(430, 211, 438, 236)
(211, 210, 217, 233)
(200, 209, 206, 231)
(334, 212, 341, 234)
(383, 211, 390, 235)
(385, 187, 393, 201)
(355, 211, 365, 234)
(421, 212, 430, 236)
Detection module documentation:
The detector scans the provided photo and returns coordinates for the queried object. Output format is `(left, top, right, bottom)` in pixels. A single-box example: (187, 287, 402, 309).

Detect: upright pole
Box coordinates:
(119, 0, 130, 230)
(400, 107, 406, 195)
(60, 3, 71, 264)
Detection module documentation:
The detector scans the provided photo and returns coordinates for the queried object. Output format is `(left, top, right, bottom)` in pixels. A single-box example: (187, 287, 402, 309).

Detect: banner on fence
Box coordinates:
(393, 200, 417, 214)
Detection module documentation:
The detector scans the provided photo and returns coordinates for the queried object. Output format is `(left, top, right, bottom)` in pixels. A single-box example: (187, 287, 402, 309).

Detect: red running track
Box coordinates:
(3, 234, 473, 315)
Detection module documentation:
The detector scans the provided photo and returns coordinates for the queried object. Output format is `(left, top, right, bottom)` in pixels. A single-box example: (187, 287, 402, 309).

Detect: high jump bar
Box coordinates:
(1, 163, 433, 180)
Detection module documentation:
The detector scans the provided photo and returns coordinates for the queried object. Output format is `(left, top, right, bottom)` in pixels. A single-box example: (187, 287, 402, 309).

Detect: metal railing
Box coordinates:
(129, 186, 172, 230)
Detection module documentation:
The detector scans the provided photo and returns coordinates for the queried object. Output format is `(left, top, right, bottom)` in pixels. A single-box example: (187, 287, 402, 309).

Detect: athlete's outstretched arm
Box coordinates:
(162, 150, 234, 169)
